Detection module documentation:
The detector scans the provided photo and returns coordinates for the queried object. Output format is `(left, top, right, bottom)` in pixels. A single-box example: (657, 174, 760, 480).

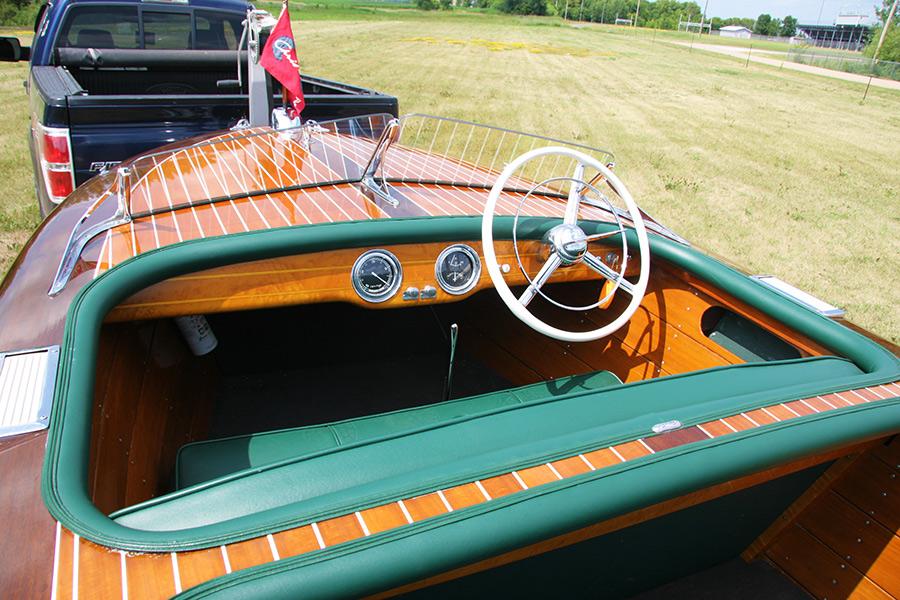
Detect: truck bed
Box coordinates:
(34, 48, 398, 189)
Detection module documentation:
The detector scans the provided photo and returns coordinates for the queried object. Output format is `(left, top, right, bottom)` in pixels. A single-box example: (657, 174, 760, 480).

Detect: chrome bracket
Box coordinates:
(360, 118, 401, 207)
(49, 167, 133, 296)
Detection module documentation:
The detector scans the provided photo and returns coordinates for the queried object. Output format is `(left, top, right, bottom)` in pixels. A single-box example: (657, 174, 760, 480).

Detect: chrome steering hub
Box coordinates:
(544, 223, 587, 265)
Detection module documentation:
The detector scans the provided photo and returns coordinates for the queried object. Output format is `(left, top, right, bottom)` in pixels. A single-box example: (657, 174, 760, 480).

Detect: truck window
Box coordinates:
(57, 5, 139, 49)
(195, 10, 244, 50)
(143, 11, 192, 50)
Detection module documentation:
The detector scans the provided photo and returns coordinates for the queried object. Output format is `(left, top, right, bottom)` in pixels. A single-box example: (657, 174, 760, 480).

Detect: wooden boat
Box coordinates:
(2, 112, 899, 599)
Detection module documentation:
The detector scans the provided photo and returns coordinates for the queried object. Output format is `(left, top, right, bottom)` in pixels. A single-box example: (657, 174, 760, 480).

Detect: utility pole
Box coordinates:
(635, 0, 641, 26)
(864, 0, 899, 100)
(698, 0, 709, 37)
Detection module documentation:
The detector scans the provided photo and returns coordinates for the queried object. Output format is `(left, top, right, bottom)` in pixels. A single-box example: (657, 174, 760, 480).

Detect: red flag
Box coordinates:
(260, 3, 305, 118)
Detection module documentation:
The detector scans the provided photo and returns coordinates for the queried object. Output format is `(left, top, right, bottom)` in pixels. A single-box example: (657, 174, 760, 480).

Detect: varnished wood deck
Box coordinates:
(83, 126, 616, 280)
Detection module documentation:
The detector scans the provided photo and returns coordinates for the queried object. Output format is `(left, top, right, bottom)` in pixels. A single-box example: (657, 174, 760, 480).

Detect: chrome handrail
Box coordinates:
(48, 167, 132, 296)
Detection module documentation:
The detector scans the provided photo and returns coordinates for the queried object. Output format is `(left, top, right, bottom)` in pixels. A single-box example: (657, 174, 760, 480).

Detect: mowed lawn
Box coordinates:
(1, 10, 898, 344)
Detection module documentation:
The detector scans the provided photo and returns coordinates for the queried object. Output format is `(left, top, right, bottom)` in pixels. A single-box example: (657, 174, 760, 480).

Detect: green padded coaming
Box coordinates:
(174, 371, 623, 490)
(43, 216, 900, 553)
(111, 355, 862, 531)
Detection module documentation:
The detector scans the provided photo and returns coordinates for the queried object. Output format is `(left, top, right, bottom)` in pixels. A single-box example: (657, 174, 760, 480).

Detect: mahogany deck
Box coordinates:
(83, 126, 617, 279)
(50, 381, 900, 600)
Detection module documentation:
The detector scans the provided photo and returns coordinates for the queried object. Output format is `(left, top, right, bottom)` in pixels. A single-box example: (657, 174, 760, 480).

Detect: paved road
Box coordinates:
(678, 42, 900, 91)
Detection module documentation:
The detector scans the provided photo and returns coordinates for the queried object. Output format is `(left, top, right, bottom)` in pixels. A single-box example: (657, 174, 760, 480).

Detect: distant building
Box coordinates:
(796, 22, 871, 51)
(719, 25, 752, 39)
(796, 9, 871, 51)
(835, 10, 868, 26)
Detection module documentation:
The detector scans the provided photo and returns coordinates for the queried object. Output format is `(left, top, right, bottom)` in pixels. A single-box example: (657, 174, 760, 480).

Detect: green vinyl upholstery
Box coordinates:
(175, 370, 623, 490)
(110, 356, 869, 534)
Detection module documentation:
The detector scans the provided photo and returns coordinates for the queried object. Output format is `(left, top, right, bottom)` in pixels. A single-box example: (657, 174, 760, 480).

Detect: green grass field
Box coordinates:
(1, 8, 898, 344)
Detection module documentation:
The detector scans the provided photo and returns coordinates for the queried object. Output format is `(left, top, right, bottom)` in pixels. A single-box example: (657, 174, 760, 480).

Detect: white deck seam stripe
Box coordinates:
(311, 523, 326, 549)
(760, 407, 781, 422)
(397, 500, 414, 524)
(512, 471, 528, 489)
(475, 480, 492, 500)
(355, 511, 371, 536)
(638, 439, 656, 454)
(171, 552, 182, 594)
(72, 533, 79, 600)
(546, 463, 564, 479)
(436, 489, 454, 512)
(220, 546, 232, 574)
(609, 446, 627, 462)
(267, 534, 280, 560)
(51, 522, 61, 600)
(120, 551, 128, 600)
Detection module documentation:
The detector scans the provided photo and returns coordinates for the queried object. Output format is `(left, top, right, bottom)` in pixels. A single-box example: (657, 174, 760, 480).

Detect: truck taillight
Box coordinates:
(33, 117, 75, 204)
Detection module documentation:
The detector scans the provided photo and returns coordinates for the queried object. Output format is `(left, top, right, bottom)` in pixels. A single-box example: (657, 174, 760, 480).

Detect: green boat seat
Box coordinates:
(174, 370, 622, 490)
(111, 357, 869, 535)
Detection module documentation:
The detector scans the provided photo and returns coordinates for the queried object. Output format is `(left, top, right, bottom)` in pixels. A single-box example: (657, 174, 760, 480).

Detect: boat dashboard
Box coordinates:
(105, 239, 640, 322)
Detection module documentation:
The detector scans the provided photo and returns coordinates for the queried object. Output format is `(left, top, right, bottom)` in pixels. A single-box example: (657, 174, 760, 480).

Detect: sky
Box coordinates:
(702, 0, 878, 25)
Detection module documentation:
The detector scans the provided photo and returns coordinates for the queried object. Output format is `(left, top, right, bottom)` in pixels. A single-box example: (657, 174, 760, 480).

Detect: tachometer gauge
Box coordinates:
(435, 244, 481, 295)
(352, 250, 402, 303)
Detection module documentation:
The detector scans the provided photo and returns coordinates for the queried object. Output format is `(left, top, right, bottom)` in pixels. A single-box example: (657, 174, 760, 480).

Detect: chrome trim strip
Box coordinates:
(0, 346, 59, 438)
(752, 275, 846, 317)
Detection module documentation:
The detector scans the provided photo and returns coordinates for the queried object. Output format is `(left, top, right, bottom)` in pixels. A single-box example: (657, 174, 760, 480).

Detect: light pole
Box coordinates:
(698, 0, 709, 37)
(864, 0, 899, 100)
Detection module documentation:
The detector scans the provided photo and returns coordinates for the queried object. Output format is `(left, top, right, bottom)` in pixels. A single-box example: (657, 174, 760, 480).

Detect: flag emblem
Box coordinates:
(260, 4, 305, 118)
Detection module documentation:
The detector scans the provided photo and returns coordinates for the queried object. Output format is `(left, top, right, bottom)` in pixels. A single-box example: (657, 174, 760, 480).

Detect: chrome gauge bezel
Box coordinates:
(435, 244, 481, 296)
(352, 249, 403, 303)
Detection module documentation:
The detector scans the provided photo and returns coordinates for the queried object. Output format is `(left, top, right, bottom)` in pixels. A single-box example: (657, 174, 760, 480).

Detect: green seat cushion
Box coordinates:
(111, 357, 868, 533)
(175, 370, 622, 489)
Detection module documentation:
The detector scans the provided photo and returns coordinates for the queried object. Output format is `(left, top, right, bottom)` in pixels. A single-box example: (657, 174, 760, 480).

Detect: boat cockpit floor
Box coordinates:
(629, 558, 809, 600)
(210, 349, 512, 439)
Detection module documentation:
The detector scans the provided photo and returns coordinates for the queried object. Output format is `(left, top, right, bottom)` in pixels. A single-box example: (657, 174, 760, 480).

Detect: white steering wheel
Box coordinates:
(481, 146, 650, 342)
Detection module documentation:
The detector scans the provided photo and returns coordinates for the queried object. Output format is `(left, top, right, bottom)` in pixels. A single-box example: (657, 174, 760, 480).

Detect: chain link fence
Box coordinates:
(787, 47, 900, 81)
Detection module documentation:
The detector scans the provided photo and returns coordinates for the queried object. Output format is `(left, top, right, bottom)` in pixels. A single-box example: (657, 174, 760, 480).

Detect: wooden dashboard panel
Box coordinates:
(105, 240, 637, 322)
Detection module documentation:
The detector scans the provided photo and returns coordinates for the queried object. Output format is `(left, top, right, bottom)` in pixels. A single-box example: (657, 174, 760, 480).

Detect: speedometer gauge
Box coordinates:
(435, 244, 481, 295)
(352, 250, 402, 303)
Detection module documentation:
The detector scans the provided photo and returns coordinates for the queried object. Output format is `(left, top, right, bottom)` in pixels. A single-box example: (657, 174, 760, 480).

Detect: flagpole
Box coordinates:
(282, 0, 289, 111)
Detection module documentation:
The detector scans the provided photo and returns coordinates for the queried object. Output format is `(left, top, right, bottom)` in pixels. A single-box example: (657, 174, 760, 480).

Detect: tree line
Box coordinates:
(4, 0, 897, 62)
(491, 0, 798, 35)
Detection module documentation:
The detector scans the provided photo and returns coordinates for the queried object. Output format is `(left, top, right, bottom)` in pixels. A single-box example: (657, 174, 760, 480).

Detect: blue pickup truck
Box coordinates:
(0, 0, 398, 216)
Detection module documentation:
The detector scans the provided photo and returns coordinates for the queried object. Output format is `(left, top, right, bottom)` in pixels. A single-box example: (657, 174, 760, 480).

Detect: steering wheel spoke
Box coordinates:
(519, 252, 563, 307)
(583, 230, 622, 242)
(563, 161, 587, 225)
(583, 252, 635, 295)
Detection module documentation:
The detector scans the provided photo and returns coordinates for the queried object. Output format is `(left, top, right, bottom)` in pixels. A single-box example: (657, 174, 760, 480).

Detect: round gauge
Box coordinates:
(435, 244, 481, 295)
(352, 249, 402, 303)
